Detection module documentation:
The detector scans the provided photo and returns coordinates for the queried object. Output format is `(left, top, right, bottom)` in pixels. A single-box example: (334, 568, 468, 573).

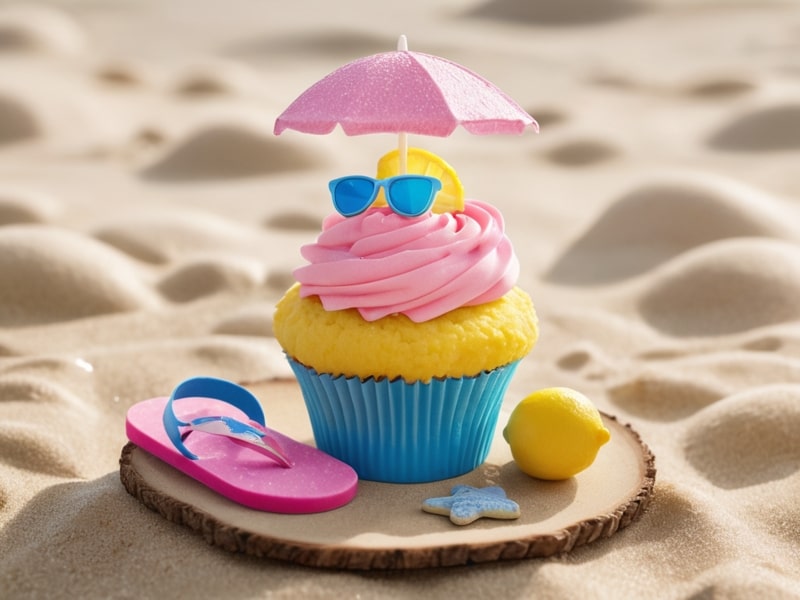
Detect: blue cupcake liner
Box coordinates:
(286, 357, 520, 483)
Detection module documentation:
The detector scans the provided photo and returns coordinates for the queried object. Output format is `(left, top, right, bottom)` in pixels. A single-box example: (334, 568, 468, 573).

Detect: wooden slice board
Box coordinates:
(119, 378, 656, 570)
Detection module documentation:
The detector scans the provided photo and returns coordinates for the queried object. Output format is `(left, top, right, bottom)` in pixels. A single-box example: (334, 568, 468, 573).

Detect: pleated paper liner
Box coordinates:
(287, 358, 520, 483)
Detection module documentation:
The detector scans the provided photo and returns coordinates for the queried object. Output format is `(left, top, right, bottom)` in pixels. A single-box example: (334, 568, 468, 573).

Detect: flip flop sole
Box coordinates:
(126, 396, 358, 514)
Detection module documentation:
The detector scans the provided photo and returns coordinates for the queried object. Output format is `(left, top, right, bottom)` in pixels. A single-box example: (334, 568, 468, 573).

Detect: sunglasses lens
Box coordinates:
(331, 177, 376, 216)
(387, 177, 440, 217)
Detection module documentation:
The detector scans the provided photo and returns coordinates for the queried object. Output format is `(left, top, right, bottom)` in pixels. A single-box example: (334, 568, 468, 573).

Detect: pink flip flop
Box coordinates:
(125, 377, 358, 514)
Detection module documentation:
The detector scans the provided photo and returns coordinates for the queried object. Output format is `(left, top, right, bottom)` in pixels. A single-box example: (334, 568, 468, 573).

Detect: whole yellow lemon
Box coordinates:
(503, 387, 611, 480)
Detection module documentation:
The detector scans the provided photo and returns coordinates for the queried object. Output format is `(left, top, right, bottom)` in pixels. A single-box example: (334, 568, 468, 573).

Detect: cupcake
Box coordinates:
(274, 149, 538, 483)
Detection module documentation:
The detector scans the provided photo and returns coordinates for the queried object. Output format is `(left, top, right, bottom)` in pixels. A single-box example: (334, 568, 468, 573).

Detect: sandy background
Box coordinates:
(0, 0, 799, 598)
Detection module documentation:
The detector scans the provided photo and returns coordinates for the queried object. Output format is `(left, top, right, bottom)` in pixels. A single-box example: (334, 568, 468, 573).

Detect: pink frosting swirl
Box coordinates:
(294, 200, 520, 323)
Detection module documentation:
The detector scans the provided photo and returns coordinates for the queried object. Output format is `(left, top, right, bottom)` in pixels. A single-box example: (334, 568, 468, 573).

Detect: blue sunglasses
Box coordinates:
(328, 174, 442, 218)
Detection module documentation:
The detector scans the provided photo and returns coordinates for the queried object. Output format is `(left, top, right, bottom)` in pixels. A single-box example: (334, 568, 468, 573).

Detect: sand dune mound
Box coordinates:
(0, 372, 88, 408)
(547, 175, 797, 284)
(609, 372, 725, 421)
(0, 420, 82, 477)
(0, 5, 86, 55)
(464, 0, 647, 25)
(683, 385, 800, 489)
(94, 60, 151, 87)
(172, 60, 263, 97)
(263, 210, 321, 232)
(157, 257, 263, 302)
(691, 570, 800, 600)
(0, 94, 40, 145)
(622, 486, 735, 576)
(542, 138, 619, 166)
(141, 122, 323, 181)
(0, 373, 96, 481)
(0, 357, 97, 395)
(0, 188, 60, 224)
(212, 304, 274, 337)
(0, 475, 140, 572)
(0, 226, 158, 326)
(609, 350, 800, 420)
(708, 104, 800, 151)
(682, 77, 755, 99)
(226, 30, 388, 60)
(264, 269, 296, 294)
(94, 213, 258, 264)
(638, 238, 800, 337)
(527, 107, 568, 127)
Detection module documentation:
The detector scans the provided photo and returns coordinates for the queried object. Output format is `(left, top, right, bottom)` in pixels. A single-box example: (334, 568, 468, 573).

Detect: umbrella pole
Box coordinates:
(396, 36, 409, 175)
(398, 132, 407, 174)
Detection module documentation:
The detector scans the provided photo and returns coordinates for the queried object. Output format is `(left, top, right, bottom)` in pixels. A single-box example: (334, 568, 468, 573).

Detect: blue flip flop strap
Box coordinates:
(162, 376, 266, 460)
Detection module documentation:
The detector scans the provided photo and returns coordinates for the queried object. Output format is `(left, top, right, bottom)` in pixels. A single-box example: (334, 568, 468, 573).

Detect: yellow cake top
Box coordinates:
(273, 284, 538, 383)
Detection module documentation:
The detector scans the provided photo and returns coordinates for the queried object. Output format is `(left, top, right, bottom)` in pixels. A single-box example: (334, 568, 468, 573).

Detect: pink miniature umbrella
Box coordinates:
(274, 36, 537, 172)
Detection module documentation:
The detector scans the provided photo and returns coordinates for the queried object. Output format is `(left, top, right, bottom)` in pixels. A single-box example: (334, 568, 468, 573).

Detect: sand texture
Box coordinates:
(1, 1, 800, 598)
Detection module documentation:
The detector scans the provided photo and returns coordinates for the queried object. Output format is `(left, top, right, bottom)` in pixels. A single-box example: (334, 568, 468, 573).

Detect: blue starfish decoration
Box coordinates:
(422, 485, 521, 526)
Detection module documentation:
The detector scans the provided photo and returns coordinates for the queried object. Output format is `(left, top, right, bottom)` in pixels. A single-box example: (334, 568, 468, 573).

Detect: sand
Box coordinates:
(0, 0, 799, 598)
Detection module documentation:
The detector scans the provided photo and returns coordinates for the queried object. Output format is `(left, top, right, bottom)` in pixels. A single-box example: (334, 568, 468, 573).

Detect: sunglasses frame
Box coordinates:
(328, 174, 443, 218)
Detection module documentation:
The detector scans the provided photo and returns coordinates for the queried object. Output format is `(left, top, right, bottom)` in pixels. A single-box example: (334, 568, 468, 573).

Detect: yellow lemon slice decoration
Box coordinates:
(375, 147, 465, 213)
(503, 387, 611, 480)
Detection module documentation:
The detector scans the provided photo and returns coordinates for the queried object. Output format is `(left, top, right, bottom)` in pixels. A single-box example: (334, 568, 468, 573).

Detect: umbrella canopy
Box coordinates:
(273, 43, 538, 138)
